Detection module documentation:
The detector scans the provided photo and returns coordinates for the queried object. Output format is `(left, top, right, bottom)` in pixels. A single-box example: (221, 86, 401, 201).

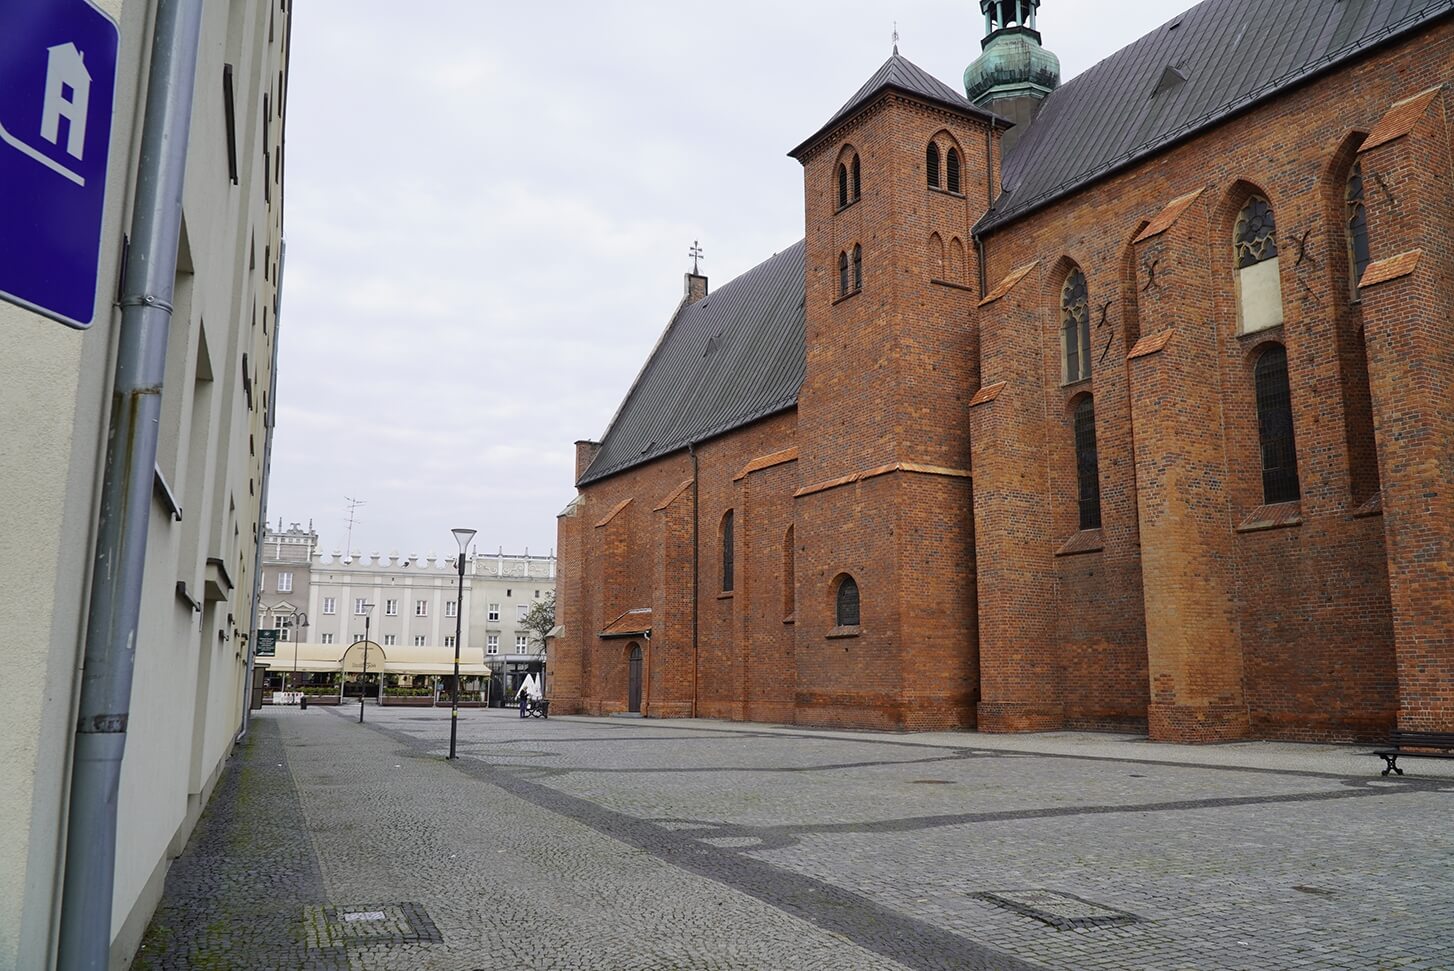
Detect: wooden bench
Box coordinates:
(1372, 730, 1454, 776)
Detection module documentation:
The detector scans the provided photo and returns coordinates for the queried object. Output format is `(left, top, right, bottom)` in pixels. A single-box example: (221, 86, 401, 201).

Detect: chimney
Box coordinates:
(684, 271, 709, 305)
(575, 439, 602, 480)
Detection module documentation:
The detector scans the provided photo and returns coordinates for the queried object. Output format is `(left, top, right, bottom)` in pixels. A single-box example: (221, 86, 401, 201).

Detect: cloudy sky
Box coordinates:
(270, 1, 1176, 558)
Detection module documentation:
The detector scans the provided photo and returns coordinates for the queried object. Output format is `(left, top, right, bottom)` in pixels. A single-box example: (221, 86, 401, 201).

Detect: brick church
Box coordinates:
(554, 0, 1454, 743)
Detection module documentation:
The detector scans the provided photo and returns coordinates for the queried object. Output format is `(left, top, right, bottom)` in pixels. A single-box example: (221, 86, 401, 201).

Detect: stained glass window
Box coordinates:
(1235, 196, 1279, 269)
(1074, 397, 1102, 530)
(835, 576, 860, 627)
(1062, 269, 1091, 383)
(1346, 162, 1371, 293)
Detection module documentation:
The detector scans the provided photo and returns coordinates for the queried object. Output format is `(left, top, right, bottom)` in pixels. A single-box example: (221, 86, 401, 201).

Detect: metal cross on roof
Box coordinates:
(689, 240, 705, 275)
(893, 22, 899, 55)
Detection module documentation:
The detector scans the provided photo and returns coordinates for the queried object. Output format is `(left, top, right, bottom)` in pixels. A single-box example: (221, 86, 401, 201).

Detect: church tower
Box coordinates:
(964, 0, 1060, 151)
(787, 51, 1005, 730)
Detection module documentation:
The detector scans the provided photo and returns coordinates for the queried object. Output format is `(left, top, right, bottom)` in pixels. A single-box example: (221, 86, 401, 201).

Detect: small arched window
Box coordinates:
(1254, 344, 1301, 504)
(1346, 161, 1371, 296)
(852, 154, 862, 201)
(1061, 268, 1091, 383)
(852, 244, 863, 291)
(1073, 396, 1102, 530)
(946, 148, 961, 194)
(926, 143, 941, 189)
(839, 251, 849, 296)
(837, 163, 849, 209)
(835, 575, 860, 627)
(721, 510, 735, 592)
(1234, 195, 1284, 333)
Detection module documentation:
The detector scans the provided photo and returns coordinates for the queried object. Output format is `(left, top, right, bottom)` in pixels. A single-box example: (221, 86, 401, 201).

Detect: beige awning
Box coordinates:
(257, 641, 490, 676)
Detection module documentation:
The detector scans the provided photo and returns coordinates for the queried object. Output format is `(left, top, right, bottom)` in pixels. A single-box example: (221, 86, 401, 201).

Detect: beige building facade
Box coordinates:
(0, 1, 290, 967)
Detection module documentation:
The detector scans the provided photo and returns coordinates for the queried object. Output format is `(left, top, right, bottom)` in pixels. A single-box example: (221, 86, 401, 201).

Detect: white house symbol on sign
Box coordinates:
(41, 43, 90, 165)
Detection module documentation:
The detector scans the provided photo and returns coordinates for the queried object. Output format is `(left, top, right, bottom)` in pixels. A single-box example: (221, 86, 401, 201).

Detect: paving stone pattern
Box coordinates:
(138, 707, 1454, 970)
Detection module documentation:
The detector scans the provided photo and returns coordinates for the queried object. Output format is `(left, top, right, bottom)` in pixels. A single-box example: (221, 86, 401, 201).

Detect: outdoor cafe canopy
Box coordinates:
(255, 641, 492, 677)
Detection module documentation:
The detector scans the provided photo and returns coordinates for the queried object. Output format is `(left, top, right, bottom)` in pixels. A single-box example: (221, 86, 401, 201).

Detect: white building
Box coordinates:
(0, 1, 290, 967)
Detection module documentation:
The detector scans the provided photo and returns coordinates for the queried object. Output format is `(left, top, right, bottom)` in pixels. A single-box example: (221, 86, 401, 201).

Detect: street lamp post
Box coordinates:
(449, 528, 475, 760)
(293, 611, 309, 709)
(359, 602, 374, 724)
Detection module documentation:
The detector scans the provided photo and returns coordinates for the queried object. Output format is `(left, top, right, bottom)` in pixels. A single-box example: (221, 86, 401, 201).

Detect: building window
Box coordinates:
(385, 599, 397, 616)
(534, 590, 541, 598)
(517, 603, 529, 621)
(414, 635, 426, 646)
(515, 634, 528, 652)
(852, 244, 863, 292)
(851, 153, 861, 200)
(946, 147, 961, 194)
(838, 162, 849, 209)
(322, 597, 336, 615)
(445, 635, 455, 648)
(783, 526, 795, 617)
(277, 627, 289, 642)
(1073, 396, 1103, 530)
(415, 599, 428, 616)
(276, 571, 292, 592)
(384, 634, 397, 646)
(320, 633, 334, 645)
(488, 603, 500, 622)
(1254, 344, 1301, 504)
(353, 632, 365, 643)
(1235, 195, 1284, 334)
(1062, 268, 1091, 383)
(839, 251, 849, 296)
(487, 634, 499, 655)
(354, 598, 368, 615)
(721, 510, 735, 592)
(1346, 161, 1371, 296)
(445, 600, 457, 618)
(926, 142, 940, 188)
(835, 575, 860, 627)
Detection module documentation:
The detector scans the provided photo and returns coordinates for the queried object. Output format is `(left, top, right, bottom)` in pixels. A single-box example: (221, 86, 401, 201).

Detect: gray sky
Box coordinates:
(270, 1, 1176, 558)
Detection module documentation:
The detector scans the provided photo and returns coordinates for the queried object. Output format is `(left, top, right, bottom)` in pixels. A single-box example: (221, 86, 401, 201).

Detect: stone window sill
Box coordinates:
(1236, 500, 1302, 533)
(930, 278, 974, 292)
(835, 197, 861, 215)
(1060, 376, 1091, 391)
(717, 591, 734, 600)
(832, 288, 862, 306)
(1352, 491, 1382, 518)
(1055, 528, 1105, 557)
(929, 187, 966, 200)
(826, 625, 861, 639)
(783, 613, 796, 625)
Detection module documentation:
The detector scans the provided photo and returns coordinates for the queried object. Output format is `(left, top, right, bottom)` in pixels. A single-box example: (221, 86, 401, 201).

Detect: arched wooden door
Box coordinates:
(628, 643, 643, 713)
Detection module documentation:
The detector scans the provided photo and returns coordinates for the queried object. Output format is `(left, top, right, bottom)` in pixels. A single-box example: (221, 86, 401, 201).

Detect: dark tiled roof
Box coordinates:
(790, 53, 1004, 159)
(978, 0, 1454, 234)
(578, 243, 806, 486)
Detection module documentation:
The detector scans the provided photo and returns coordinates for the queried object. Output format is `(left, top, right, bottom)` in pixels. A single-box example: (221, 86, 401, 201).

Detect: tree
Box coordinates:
(520, 590, 556, 657)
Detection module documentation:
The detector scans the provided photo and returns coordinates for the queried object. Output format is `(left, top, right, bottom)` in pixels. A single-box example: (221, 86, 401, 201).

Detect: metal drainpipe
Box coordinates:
(238, 241, 286, 743)
(58, 1, 205, 967)
(689, 442, 699, 718)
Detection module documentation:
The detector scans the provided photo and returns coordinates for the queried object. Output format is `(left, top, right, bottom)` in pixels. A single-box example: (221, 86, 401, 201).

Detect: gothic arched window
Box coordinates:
(839, 251, 849, 296)
(1234, 195, 1284, 333)
(721, 510, 735, 592)
(1346, 162, 1371, 296)
(852, 153, 862, 201)
(946, 148, 961, 194)
(838, 163, 849, 209)
(1061, 268, 1090, 383)
(852, 244, 863, 291)
(926, 143, 941, 189)
(835, 575, 860, 627)
(1254, 344, 1301, 504)
(1073, 396, 1102, 530)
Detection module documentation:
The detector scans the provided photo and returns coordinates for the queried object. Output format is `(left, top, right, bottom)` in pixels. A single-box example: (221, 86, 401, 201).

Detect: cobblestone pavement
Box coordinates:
(136, 706, 1454, 970)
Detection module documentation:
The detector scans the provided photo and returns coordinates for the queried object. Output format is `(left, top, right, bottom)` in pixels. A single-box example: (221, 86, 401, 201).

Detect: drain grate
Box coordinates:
(973, 890, 1139, 930)
(302, 901, 443, 949)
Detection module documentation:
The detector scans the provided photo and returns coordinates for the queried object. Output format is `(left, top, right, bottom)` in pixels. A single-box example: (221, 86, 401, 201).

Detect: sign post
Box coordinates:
(0, 0, 120, 329)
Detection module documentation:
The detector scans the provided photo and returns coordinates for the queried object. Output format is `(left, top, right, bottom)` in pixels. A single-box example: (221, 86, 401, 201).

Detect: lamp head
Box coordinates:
(451, 527, 476, 553)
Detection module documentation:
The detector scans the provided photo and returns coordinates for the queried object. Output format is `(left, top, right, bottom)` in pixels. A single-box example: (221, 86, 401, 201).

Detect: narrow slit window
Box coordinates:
(852, 244, 863, 291)
(1073, 397, 1102, 530)
(1061, 268, 1090, 383)
(852, 153, 861, 200)
(838, 163, 849, 209)
(721, 510, 735, 593)
(1346, 162, 1371, 295)
(839, 251, 849, 296)
(1254, 345, 1301, 504)
(926, 143, 941, 189)
(946, 148, 961, 194)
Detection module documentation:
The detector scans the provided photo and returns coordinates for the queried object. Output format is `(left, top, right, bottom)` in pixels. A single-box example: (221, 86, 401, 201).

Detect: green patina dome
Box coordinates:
(964, 1, 1060, 107)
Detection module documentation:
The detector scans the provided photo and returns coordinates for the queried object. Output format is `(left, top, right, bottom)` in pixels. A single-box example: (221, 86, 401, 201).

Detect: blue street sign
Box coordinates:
(0, 0, 119, 330)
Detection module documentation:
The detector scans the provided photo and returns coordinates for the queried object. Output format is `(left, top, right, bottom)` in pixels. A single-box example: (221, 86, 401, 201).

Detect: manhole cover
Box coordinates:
(302, 902, 442, 949)
(973, 890, 1139, 930)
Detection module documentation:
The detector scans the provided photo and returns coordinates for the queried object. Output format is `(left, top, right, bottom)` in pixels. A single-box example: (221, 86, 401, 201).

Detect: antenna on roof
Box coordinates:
(689, 240, 705, 275)
(893, 22, 899, 55)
